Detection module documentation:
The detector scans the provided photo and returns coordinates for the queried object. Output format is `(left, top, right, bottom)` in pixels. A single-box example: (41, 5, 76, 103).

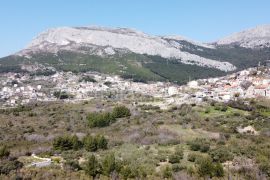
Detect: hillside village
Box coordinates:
(188, 66, 270, 102)
(0, 66, 270, 108)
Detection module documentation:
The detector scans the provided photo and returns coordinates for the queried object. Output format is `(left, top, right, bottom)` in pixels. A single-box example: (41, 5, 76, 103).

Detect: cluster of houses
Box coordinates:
(0, 71, 179, 107)
(0, 73, 54, 107)
(186, 67, 270, 102)
(51, 72, 181, 99)
(0, 66, 270, 108)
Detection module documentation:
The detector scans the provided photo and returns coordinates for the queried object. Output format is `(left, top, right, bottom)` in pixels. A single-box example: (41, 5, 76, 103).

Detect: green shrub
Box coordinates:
(168, 146, 183, 164)
(258, 156, 270, 177)
(209, 146, 233, 163)
(162, 165, 172, 178)
(64, 160, 81, 171)
(220, 105, 228, 112)
(179, 104, 192, 116)
(174, 146, 184, 159)
(102, 153, 116, 176)
(205, 108, 210, 114)
(120, 165, 132, 180)
(87, 112, 115, 128)
(112, 106, 131, 118)
(157, 154, 167, 162)
(188, 138, 210, 152)
(83, 135, 108, 152)
(87, 106, 131, 128)
(83, 136, 98, 152)
(84, 155, 101, 178)
(196, 157, 214, 177)
(70, 135, 82, 150)
(213, 162, 224, 177)
(96, 135, 108, 150)
(0, 146, 10, 159)
(53, 135, 81, 151)
(0, 159, 23, 175)
(214, 105, 221, 111)
(172, 163, 184, 172)
(187, 152, 201, 162)
(196, 157, 224, 178)
(168, 154, 181, 164)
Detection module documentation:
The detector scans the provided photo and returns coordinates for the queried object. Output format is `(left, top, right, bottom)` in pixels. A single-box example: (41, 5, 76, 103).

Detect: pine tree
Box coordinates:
(97, 135, 108, 150)
(83, 135, 98, 152)
(102, 153, 116, 176)
(84, 155, 100, 179)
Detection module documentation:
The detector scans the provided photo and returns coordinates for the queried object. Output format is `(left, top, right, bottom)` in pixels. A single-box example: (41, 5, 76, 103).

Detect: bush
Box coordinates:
(209, 146, 233, 163)
(83, 135, 108, 152)
(169, 154, 181, 164)
(70, 135, 82, 150)
(104, 81, 112, 86)
(213, 162, 224, 177)
(87, 112, 115, 128)
(84, 155, 101, 178)
(0, 146, 10, 159)
(187, 152, 201, 162)
(204, 108, 210, 114)
(79, 76, 96, 83)
(196, 157, 224, 178)
(220, 105, 228, 112)
(258, 156, 270, 177)
(188, 138, 210, 152)
(112, 106, 131, 118)
(53, 91, 73, 99)
(172, 163, 184, 172)
(196, 157, 214, 177)
(96, 135, 108, 150)
(0, 159, 23, 175)
(168, 146, 183, 164)
(102, 153, 116, 176)
(162, 165, 172, 178)
(64, 160, 81, 171)
(174, 146, 184, 159)
(53, 135, 81, 151)
(179, 104, 192, 116)
(87, 106, 131, 128)
(157, 154, 167, 162)
(83, 136, 98, 152)
(120, 165, 132, 180)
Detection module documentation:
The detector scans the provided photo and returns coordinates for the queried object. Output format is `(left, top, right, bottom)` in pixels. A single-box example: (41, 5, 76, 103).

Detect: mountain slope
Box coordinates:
(1, 25, 270, 84)
(17, 26, 235, 72)
(216, 25, 270, 48)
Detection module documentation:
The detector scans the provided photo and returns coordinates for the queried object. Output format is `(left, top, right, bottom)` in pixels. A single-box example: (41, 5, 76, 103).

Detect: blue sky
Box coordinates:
(1, 0, 270, 57)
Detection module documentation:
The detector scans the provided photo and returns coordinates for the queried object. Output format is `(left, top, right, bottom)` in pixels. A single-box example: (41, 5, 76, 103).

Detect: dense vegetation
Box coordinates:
(53, 134, 108, 152)
(0, 97, 270, 179)
(178, 40, 270, 69)
(87, 105, 131, 127)
(0, 146, 23, 175)
(0, 50, 226, 84)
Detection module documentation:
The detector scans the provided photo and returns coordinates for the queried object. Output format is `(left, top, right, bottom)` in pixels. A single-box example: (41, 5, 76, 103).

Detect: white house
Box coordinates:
(188, 81, 199, 88)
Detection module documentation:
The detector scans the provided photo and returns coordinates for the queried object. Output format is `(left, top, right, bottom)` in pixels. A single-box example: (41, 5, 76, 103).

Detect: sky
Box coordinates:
(0, 0, 270, 57)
